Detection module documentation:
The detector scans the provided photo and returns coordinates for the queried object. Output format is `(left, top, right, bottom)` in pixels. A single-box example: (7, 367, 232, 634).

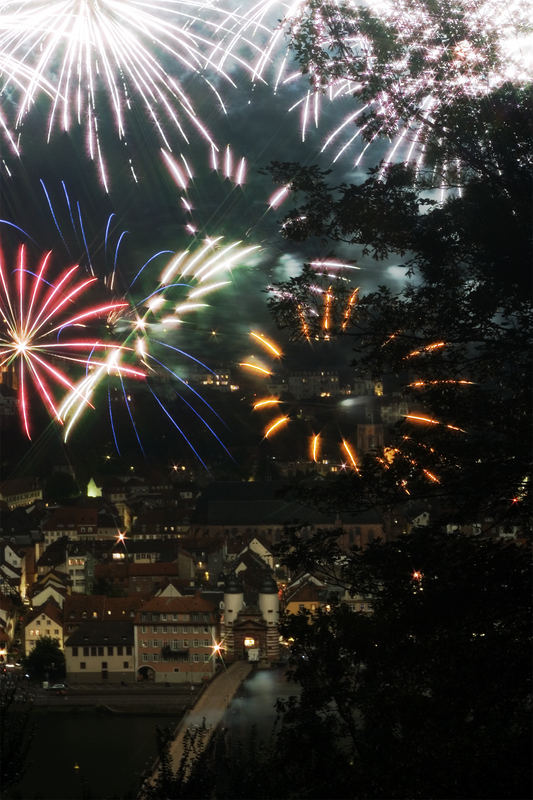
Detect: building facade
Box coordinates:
(134, 593, 217, 683)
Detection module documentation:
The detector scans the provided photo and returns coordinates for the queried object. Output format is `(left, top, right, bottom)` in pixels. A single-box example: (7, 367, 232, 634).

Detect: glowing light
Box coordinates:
(240, 361, 272, 376)
(407, 342, 447, 358)
(264, 414, 289, 438)
(0, 0, 251, 188)
(0, 244, 130, 437)
(341, 439, 359, 472)
(253, 397, 281, 410)
(311, 432, 321, 463)
(405, 414, 465, 432)
(227, 0, 533, 170)
(422, 469, 440, 483)
(250, 331, 282, 357)
(268, 184, 290, 208)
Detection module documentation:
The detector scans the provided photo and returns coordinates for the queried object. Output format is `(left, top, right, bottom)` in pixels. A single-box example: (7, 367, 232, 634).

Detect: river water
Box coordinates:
(10, 668, 298, 800)
(10, 709, 178, 800)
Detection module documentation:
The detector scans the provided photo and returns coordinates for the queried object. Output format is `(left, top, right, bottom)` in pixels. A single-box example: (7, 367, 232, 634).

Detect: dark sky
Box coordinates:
(0, 22, 409, 470)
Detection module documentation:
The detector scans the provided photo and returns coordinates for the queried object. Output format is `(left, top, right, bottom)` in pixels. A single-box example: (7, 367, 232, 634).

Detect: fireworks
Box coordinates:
(58, 212, 260, 462)
(0, 243, 136, 438)
(268, 267, 360, 342)
(2, 182, 261, 467)
(0, 0, 250, 189)
(220, 0, 533, 169)
(240, 329, 361, 468)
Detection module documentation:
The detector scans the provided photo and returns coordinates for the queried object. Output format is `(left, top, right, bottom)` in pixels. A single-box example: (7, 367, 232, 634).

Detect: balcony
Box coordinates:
(161, 645, 189, 662)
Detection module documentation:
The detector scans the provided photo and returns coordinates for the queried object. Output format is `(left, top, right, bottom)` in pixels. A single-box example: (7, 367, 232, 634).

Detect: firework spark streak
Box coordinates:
(219, 0, 533, 168)
(0, 244, 135, 437)
(56, 211, 260, 462)
(0, 0, 250, 189)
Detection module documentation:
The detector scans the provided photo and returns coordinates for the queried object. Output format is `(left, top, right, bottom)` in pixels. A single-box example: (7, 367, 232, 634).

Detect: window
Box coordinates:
(126, 646, 132, 656)
(152, 640, 160, 648)
(107, 646, 113, 656)
(98, 646, 104, 656)
(141, 625, 146, 633)
(172, 626, 178, 634)
(91, 646, 97, 656)
(162, 626, 168, 633)
(117, 646, 123, 656)
(36, 620, 40, 626)
(142, 653, 149, 662)
(151, 626, 157, 633)
(80, 662, 86, 669)
(193, 640, 199, 647)
(193, 654, 199, 662)
(102, 661, 108, 669)
(203, 640, 209, 647)
(72, 647, 78, 657)
(54, 629, 59, 635)
(123, 661, 129, 669)
(83, 646, 89, 656)
(183, 640, 188, 648)
(204, 654, 210, 662)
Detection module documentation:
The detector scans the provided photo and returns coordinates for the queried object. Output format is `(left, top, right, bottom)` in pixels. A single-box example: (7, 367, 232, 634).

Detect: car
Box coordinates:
(49, 683, 68, 695)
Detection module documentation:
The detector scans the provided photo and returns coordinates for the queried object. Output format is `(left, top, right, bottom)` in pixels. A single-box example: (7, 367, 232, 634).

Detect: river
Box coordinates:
(10, 709, 179, 800)
(9, 668, 298, 800)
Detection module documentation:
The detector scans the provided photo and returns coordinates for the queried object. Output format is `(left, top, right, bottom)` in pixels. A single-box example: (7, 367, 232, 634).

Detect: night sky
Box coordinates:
(0, 7, 409, 472)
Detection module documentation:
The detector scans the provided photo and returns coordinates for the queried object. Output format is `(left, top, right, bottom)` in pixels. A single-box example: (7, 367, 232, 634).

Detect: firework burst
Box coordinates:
(0, 243, 138, 438)
(49, 194, 260, 464)
(3, 182, 261, 466)
(240, 329, 361, 470)
(218, 0, 533, 170)
(0, 0, 250, 189)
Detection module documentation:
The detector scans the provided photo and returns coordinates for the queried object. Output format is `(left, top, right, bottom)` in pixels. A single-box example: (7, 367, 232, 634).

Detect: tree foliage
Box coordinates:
(276, 529, 531, 799)
(23, 637, 65, 683)
(266, 83, 532, 528)
(287, 0, 529, 181)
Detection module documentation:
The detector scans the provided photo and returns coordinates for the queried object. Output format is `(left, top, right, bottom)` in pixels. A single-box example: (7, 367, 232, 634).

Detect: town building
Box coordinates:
(24, 599, 63, 655)
(220, 572, 280, 664)
(0, 478, 42, 510)
(63, 594, 144, 639)
(134, 590, 217, 683)
(287, 370, 340, 400)
(64, 620, 135, 683)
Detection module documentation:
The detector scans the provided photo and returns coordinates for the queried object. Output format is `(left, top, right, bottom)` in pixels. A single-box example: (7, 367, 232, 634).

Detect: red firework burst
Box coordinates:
(0, 245, 141, 438)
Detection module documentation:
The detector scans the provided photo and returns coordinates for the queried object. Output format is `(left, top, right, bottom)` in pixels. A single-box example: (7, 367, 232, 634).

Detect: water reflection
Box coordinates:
(223, 667, 299, 746)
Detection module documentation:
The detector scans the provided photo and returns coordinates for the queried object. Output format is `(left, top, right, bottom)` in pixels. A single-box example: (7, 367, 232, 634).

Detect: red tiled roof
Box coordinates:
(43, 507, 98, 529)
(26, 599, 63, 626)
(0, 477, 41, 497)
(139, 594, 215, 614)
(94, 562, 182, 578)
(63, 594, 145, 620)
